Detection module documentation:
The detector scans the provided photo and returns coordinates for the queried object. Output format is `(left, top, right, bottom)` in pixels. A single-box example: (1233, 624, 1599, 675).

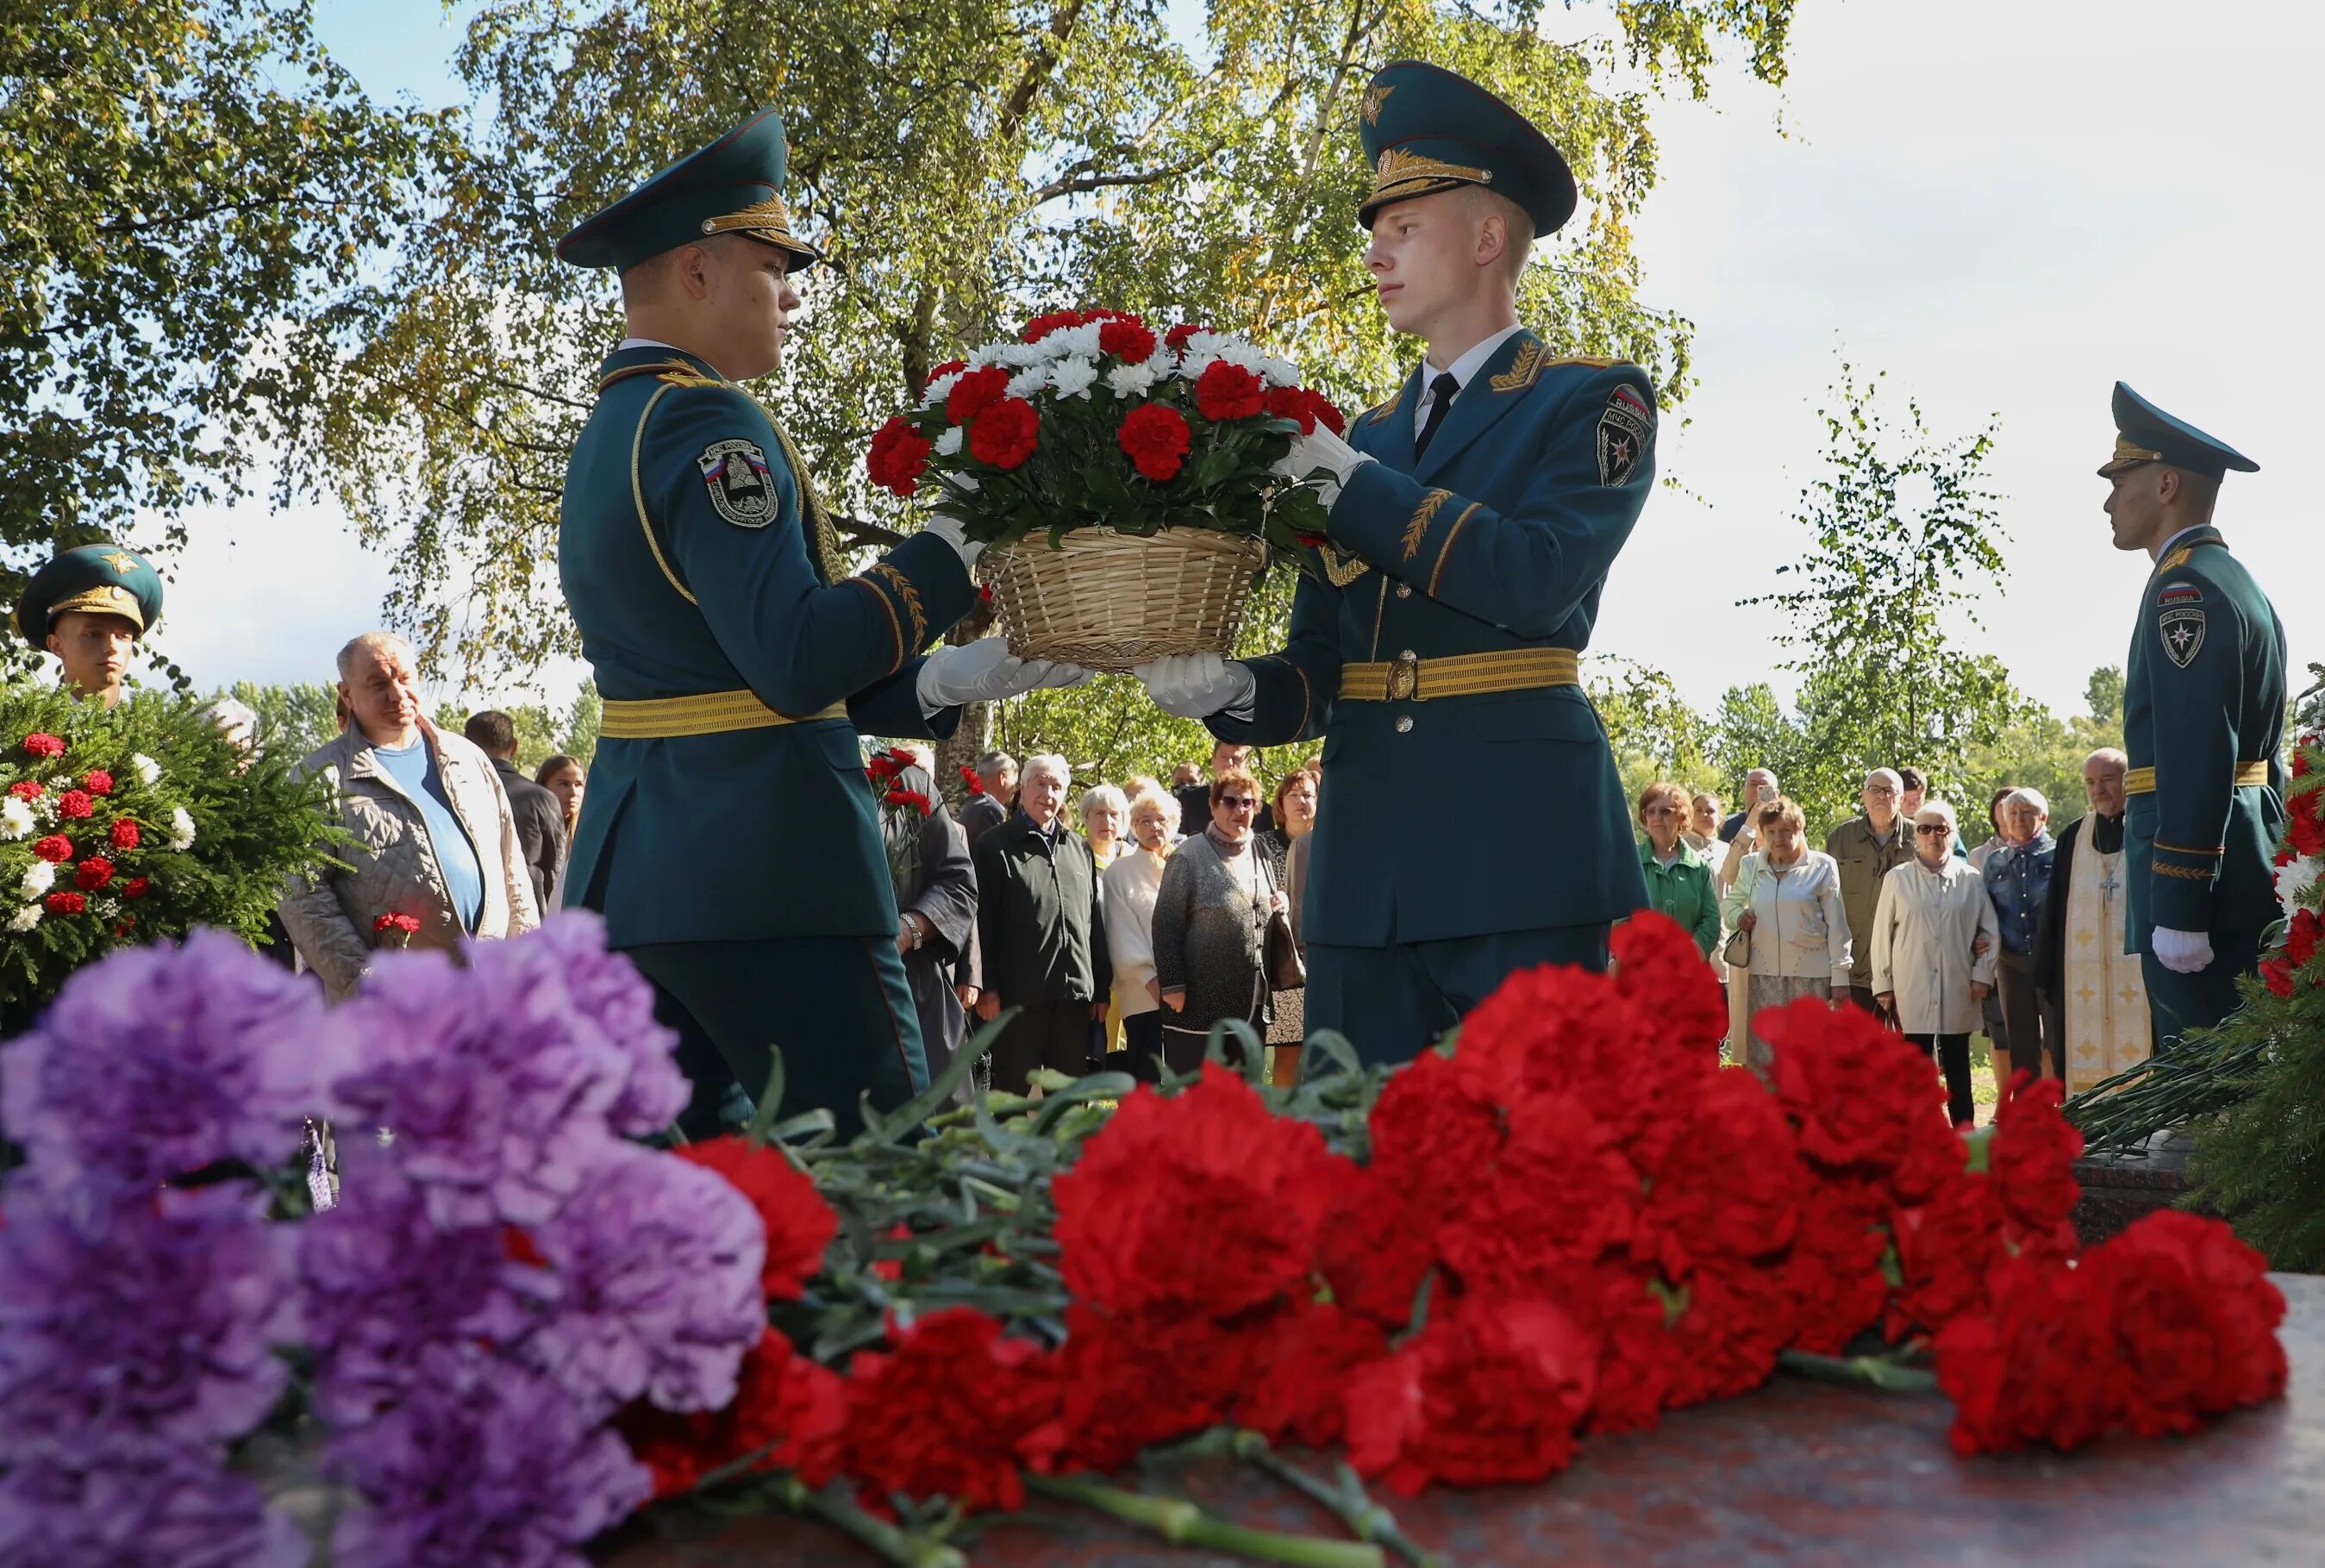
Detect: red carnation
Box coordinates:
(918, 358, 968, 394)
(1779, 1172, 1894, 1352)
(33, 834, 73, 865)
(1634, 1067, 1804, 1280)
(2097, 1209, 2287, 1429)
(1611, 909, 1731, 1053)
(1231, 1297, 1389, 1449)
(81, 770, 113, 796)
(840, 1308, 1060, 1514)
(1117, 401, 1193, 482)
(958, 764, 986, 797)
(73, 857, 113, 890)
(1764, 996, 1943, 1178)
(1345, 1296, 1596, 1496)
(1663, 1259, 1796, 1408)
(1986, 1076, 2083, 1249)
(1048, 1303, 1251, 1472)
(866, 415, 934, 498)
(1934, 1250, 2125, 1456)
(670, 1134, 839, 1300)
(884, 789, 933, 816)
(944, 364, 1011, 425)
(1364, 1046, 1503, 1215)
(1097, 316, 1158, 363)
(1437, 1090, 1640, 1294)
(122, 877, 151, 899)
(372, 912, 422, 943)
(8, 780, 41, 800)
(1193, 360, 1266, 422)
(1261, 384, 1347, 437)
(1316, 1165, 1437, 1332)
(2285, 784, 2324, 859)
(108, 818, 139, 852)
(1021, 309, 1092, 342)
(45, 891, 86, 916)
(967, 396, 1040, 469)
(1448, 959, 1698, 1156)
(620, 1329, 847, 1500)
(55, 790, 93, 821)
(1053, 1062, 1341, 1319)
(22, 733, 65, 759)
(1164, 323, 1210, 350)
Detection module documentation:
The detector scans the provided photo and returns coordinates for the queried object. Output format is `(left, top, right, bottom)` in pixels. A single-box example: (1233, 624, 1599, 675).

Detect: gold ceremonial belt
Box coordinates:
(1340, 647, 1580, 703)
(2122, 762, 2270, 796)
(599, 690, 847, 739)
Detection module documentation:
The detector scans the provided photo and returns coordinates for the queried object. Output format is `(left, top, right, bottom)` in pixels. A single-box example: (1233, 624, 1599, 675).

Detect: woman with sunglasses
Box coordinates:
(1867, 801, 2001, 1128)
(1149, 765, 1286, 1076)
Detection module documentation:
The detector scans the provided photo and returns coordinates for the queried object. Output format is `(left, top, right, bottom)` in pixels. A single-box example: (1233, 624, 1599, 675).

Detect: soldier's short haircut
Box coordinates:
(465, 709, 518, 757)
(1459, 184, 1534, 292)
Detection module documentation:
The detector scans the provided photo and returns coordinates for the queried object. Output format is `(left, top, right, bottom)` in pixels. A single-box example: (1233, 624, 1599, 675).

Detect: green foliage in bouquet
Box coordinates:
(0, 681, 342, 1021)
(865, 312, 1338, 561)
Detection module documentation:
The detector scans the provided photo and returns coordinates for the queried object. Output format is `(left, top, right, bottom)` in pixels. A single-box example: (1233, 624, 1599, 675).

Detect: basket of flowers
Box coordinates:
(865, 310, 1342, 673)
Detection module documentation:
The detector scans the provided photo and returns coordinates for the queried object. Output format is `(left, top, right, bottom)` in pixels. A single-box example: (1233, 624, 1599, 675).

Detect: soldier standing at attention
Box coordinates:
(11, 544, 164, 711)
(555, 108, 1082, 1136)
(2098, 381, 2286, 1051)
(1136, 61, 1655, 1065)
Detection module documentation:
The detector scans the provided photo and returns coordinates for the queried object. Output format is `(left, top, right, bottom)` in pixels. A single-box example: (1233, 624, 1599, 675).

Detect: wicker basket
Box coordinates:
(979, 528, 1272, 674)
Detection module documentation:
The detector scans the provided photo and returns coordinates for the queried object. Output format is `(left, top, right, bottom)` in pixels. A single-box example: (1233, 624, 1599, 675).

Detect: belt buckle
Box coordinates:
(1387, 652, 1421, 702)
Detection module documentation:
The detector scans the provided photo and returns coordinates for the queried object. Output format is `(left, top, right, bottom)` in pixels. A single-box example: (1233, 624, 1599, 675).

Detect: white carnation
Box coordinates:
(20, 860, 55, 898)
(132, 753, 161, 785)
(7, 903, 37, 933)
(934, 425, 964, 457)
(1047, 355, 1100, 400)
(1176, 345, 1222, 381)
(966, 343, 1008, 369)
(1258, 355, 1303, 388)
(1005, 366, 1049, 400)
(1041, 322, 1103, 360)
(998, 341, 1048, 369)
(0, 798, 32, 840)
(920, 370, 964, 409)
(1106, 360, 1161, 399)
(170, 807, 197, 850)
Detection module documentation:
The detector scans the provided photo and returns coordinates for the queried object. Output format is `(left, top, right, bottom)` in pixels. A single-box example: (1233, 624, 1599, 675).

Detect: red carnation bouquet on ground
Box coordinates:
(865, 311, 1347, 671)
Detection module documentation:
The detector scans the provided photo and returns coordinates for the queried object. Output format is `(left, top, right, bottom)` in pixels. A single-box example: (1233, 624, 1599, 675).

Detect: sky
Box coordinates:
(146, 0, 2322, 721)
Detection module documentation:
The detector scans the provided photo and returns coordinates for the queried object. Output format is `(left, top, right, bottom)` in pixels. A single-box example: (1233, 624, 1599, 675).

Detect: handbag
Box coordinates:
(1721, 926, 1752, 970)
(1259, 852, 1306, 990)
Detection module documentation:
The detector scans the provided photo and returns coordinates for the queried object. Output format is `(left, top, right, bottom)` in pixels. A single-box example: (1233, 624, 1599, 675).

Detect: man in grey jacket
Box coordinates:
(278, 633, 540, 998)
(1825, 768, 1916, 1015)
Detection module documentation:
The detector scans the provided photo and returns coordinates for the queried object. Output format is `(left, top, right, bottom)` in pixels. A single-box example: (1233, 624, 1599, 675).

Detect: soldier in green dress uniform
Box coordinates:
(1136, 62, 1654, 1066)
(2099, 382, 2286, 1050)
(11, 543, 164, 710)
(555, 108, 1084, 1136)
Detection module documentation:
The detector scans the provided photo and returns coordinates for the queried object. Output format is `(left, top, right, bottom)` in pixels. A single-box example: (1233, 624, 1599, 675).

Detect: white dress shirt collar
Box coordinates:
(2153, 522, 2211, 564)
(1414, 322, 1528, 439)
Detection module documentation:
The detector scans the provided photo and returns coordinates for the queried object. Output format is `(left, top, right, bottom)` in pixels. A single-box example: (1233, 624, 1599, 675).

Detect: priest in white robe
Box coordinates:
(2034, 748, 2153, 1093)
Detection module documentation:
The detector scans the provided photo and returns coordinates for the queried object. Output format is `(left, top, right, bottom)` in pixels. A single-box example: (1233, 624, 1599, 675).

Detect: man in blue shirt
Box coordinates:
(1983, 786, 2060, 1087)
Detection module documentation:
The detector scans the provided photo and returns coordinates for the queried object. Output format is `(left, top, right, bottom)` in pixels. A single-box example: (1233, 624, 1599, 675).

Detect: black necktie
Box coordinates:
(1414, 371, 1460, 458)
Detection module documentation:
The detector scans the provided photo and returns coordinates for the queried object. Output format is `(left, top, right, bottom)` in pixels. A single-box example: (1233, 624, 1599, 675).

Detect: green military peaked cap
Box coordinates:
(1356, 60, 1577, 234)
(556, 106, 822, 272)
(12, 542, 162, 643)
(2098, 382, 2259, 479)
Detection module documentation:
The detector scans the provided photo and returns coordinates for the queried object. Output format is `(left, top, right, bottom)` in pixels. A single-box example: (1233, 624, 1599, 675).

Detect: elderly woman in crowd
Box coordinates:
(1719, 795, 1853, 1077)
(1869, 800, 2000, 1127)
(1636, 781, 1720, 959)
(1984, 785, 2061, 1088)
(1684, 791, 1723, 859)
(1103, 787, 1179, 1080)
(1256, 763, 1320, 1079)
(1151, 765, 1285, 1074)
(1078, 782, 1132, 1054)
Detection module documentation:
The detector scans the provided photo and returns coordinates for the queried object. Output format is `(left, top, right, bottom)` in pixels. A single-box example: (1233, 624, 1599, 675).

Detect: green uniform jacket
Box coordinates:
(1637, 838, 1720, 959)
(2123, 524, 2287, 950)
(1211, 330, 1654, 945)
(559, 345, 975, 946)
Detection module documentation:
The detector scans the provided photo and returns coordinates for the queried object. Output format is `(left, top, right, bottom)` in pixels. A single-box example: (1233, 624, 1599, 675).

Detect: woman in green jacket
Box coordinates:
(1635, 781, 1721, 959)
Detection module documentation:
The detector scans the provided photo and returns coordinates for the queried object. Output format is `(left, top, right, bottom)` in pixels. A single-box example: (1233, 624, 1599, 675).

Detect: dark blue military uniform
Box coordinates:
(556, 112, 975, 1135)
(2101, 384, 2286, 1049)
(1212, 64, 1653, 1064)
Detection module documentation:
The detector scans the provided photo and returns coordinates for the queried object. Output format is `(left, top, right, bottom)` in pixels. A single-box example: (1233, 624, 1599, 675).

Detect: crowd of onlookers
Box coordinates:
(1635, 757, 2117, 1125)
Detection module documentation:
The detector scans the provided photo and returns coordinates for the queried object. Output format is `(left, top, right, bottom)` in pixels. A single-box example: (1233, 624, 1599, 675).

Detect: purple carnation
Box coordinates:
(0, 929, 342, 1196)
(0, 1185, 295, 1461)
(328, 946, 623, 1228)
(297, 1145, 555, 1428)
(0, 1450, 303, 1568)
(523, 1144, 766, 1415)
(325, 1342, 649, 1568)
(505, 914, 691, 1136)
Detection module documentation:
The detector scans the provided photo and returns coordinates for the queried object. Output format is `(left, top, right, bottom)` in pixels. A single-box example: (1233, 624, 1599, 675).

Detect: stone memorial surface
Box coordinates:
(603, 1274, 2325, 1568)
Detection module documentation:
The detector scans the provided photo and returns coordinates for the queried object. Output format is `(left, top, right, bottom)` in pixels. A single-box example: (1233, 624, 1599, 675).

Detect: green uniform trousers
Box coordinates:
(1305, 923, 1610, 1071)
(2141, 925, 2264, 1054)
(626, 936, 928, 1141)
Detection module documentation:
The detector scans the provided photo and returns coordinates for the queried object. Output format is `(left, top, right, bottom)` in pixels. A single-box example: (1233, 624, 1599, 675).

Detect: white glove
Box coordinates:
(1270, 425, 1374, 508)
(2151, 927, 2216, 974)
(922, 512, 982, 573)
(1134, 653, 1257, 721)
(916, 638, 1091, 712)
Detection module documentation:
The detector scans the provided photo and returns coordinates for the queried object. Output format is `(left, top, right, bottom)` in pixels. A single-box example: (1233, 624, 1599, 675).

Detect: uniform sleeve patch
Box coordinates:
(2158, 606, 2206, 667)
(1597, 387, 1653, 487)
(697, 439, 777, 528)
(2156, 582, 2203, 606)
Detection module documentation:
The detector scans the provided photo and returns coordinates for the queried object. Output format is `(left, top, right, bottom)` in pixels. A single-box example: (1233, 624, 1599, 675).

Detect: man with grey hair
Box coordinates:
(277, 632, 539, 998)
(972, 753, 1110, 1093)
(960, 748, 1016, 852)
(2033, 748, 2150, 1091)
(1982, 784, 2060, 1086)
(1826, 767, 1916, 1015)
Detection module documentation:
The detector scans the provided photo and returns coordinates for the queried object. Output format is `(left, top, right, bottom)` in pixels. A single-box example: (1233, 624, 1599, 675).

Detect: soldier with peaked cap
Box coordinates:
(1135, 60, 1656, 1066)
(555, 107, 1084, 1137)
(2098, 381, 2286, 1051)
(11, 543, 164, 710)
